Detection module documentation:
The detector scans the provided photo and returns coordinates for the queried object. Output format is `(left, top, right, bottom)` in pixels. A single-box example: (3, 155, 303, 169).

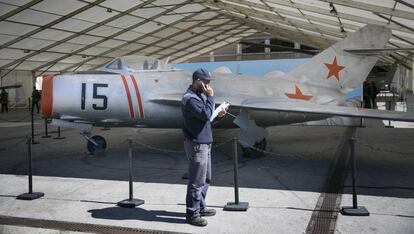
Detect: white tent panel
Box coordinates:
(392, 17, 414, 28)
(353, 0, 395, 8)
(115, 30, 145, 41)
(139, 46, 164, 54)
(191, 11, 219, 20)
(173, 20, 201, 30)
(131, 21, 163, 34)
(10, 37, 55, 50)
(131, 7, 166, 18)
(0, 21, 38, 36)
(0, 2, 17, 16)
(52, 18, 95, 33)
(154, 14, 185, 25)
(340, 18, 366, 27)
(156, 40, 179, 47)
(17, 60, 52, 70)
(44, 62, 72, 71)
(27, 52, 65, 62)
(119, 43, 146, 51)
(136, 36, 162, 45)
(85, 57, 112, 65)
(0, 34, 17, 45)
(153, 0, 187, 6)
(100, 0, 144, 12)
(31, 0, 88, 16)
(106, 15, 144, 29)
(67, 35, 102, 45)
(8, 9, 60, 26)
(174, 3, 205, 14)
(80, 46, 111, 56)
(0, 59, 12, 67)
(267, 3, 302, 14)
(0, 0, 33, 6)
(300, 9, 339, 22)
(154, 48, 176, 55)
(87, 25, 122, 37)
(97, 39, 126, 48)
(73, 6, 118, 23)
(48, 43, 86, 53)
(59, 55, 88, 64)
(31, 29, 74, 41)
(0, 48, 29, 60)
(105, 49, 130, 58)
(152, 27, 182, 38)
(291, 0, 331, 10)
(171, 32, 193, 41)
(395, 2, 414, 12)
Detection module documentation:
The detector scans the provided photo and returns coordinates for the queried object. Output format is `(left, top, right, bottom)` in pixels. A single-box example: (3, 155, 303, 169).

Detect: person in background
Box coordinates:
(32, 86, 41, 114)
(0, 89, 8, 113)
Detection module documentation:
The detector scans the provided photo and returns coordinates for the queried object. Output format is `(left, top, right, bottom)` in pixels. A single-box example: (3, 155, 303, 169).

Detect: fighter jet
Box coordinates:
(41, 25, 414, 154)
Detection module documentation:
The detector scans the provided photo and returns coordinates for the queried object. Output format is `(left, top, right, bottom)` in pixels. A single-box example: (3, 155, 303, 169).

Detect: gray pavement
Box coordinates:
(0, 108, 413, 233)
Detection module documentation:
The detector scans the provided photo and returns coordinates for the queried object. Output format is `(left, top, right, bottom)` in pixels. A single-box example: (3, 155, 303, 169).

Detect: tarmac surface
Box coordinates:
(0, 109, 413, 233)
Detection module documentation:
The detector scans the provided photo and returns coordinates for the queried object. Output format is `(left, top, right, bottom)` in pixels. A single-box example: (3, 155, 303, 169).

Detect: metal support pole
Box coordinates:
(30, 102, 39, 145)
(224, 138, 249, 211)
(41, 118, 51, 138)
(17, 137, 44, 200)
(53, 127, 65, 140)
(341, 138, 369, 216)
(117, 139, 144, 208)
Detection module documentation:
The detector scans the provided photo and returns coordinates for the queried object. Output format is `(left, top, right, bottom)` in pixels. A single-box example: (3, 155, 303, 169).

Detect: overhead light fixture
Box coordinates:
(340, 27, 346, 33)
(106, 8, 112, 13)
(23, 49, 30, 53)
(329, 3, 337, 15)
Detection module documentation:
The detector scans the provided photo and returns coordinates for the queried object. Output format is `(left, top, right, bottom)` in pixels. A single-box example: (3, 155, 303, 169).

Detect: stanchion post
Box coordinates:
(117, 139, 145, 208)
(224, 138, 249, 211)
(41, 118, 51, 138)
(341, 138, 369, 216)
(53, 126, 65, 140)
(30, 103, 38, 145)
(17, 137, 44, 200)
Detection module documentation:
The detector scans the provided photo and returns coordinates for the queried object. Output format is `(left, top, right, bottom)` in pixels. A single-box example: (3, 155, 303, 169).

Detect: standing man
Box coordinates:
(181, 68, 226, 227)
(32, 86, 41, 114)
(0, 89, 8, 113)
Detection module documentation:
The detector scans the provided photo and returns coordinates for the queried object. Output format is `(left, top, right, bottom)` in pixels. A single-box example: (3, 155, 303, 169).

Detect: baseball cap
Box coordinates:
(192, 68, 214, 81)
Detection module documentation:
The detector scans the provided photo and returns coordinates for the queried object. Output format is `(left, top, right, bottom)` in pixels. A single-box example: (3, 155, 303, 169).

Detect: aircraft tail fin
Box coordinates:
(284, 25, 392, 94)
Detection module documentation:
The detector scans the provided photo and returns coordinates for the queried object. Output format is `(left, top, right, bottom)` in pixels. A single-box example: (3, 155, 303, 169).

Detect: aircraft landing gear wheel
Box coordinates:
(241, 138, 267, 158)
(87, 135, 107, 154)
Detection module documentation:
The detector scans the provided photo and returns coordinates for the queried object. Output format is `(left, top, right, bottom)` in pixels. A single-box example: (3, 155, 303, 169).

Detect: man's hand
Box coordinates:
(218, 107, 228, 118)
(203, 84, 214, 96)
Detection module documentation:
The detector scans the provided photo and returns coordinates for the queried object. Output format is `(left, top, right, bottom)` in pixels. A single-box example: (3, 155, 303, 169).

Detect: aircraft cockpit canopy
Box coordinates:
(98, 55, 173, 73)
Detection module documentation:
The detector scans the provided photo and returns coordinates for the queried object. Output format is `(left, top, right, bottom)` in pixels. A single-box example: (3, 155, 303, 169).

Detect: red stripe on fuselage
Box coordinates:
(130, 74, 145, 119)
(120, 75, 135, 119)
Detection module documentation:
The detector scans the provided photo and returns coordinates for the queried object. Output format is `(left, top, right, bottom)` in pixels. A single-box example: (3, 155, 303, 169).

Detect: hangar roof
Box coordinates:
(0, 0, 412, 74)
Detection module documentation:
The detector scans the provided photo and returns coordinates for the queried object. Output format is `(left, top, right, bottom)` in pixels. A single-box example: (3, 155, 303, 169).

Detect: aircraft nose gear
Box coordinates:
(241, 138, 267, 157)
(84, 135, 107, 154)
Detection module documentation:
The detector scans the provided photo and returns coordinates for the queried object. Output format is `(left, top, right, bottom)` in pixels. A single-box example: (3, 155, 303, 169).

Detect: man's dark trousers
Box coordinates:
(184, 138, 211, 218)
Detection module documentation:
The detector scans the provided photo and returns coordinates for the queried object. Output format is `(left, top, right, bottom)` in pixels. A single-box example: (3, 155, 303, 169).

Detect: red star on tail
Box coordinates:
(324, 56, 345, 81)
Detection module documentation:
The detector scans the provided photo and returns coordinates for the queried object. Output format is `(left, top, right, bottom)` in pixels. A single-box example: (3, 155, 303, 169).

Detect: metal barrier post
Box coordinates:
(53, 127, 65, 140)
(41, 118, 51, 138)
(224, 138, 249, 211)
(30, 103, 38, 145)
(117, 139, 145, 208)
(341, 138, 369, 216)
(17, 137, 44, 200)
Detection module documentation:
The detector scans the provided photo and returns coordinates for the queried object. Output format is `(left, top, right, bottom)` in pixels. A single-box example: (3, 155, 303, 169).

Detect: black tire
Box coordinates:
(241, 138, 267, 157)
(87, 135, 107, 154)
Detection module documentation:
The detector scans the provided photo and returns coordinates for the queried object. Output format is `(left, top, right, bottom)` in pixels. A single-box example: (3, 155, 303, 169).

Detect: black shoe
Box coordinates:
(186, 215, 208, 227)
(200, 208, 216, 217)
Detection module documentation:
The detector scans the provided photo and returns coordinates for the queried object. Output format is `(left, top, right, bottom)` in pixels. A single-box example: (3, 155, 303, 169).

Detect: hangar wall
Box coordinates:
(0, 70, 33, 107)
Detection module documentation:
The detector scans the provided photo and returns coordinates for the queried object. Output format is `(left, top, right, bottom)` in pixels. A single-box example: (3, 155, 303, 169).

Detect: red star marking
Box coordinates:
(324, 56, 345, 81)
(285, 85, 313, 101)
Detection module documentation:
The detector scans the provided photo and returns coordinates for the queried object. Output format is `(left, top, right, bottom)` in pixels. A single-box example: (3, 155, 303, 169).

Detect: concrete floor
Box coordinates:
(0, 108, 413, 233)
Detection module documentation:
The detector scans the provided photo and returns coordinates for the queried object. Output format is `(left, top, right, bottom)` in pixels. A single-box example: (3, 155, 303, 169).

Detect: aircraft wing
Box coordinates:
(151, 94, 414, 123)
(234, 99, 414, 122)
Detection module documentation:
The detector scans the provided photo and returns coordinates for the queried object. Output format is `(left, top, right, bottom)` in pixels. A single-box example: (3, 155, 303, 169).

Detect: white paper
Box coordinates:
(210, 101, 230, 122)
